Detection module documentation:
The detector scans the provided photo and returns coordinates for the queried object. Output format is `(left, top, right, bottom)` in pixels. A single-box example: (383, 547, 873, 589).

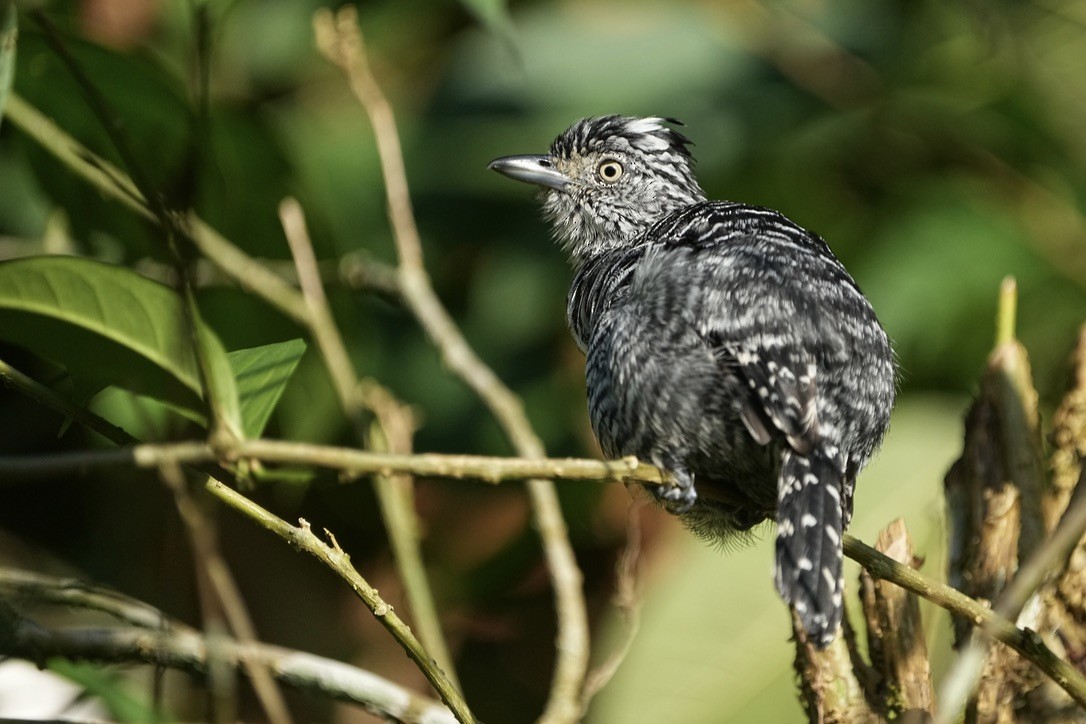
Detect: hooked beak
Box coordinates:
(488, 154, 570, 191)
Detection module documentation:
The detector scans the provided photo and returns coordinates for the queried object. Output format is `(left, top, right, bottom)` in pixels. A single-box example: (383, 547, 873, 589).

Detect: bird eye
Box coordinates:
(597, 160, 624, 183)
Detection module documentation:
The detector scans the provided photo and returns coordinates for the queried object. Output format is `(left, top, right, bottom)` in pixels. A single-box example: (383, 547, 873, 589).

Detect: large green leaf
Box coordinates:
(0, 256, 232, 419)
(228, 338, 307, 438)
(0, 1, 14, 131)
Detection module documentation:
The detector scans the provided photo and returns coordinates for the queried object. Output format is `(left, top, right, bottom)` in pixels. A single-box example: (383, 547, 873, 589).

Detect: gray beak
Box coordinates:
(488, 154, 570, 190)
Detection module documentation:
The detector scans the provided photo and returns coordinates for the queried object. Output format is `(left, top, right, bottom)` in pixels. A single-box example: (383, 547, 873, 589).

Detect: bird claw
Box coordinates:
(652, 469, 698, 514)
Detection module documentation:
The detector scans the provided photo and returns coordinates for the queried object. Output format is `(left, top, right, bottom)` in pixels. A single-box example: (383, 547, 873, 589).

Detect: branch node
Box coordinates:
(324, 528, 346, 556)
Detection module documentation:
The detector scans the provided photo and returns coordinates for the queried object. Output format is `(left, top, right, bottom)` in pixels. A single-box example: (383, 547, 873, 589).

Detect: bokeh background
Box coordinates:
(2, 0, 1086, 721)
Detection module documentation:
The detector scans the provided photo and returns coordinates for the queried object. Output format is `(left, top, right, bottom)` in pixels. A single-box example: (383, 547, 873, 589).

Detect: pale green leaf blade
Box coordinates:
(197, 319, 243, 440)
(50, 659, 166, 722)
(228, 338, 307, 438)
(0, 256, 229, 419)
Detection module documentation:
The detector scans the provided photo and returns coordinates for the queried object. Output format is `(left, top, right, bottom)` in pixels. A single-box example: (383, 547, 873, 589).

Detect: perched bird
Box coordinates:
(489, 116, 895, 646)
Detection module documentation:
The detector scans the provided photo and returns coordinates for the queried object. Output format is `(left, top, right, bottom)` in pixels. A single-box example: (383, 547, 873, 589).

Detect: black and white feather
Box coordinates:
(489, 116, 895, 647)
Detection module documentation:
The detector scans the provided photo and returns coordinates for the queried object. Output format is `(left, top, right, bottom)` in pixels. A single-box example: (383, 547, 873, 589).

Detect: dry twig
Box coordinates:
(312, 9, 588, 721)
(858, 519, 935, 718)
(279, 197, 461, 690)
(159, 461, 292, 724)
(3, 351, 1086, 709)
(0, 579, 455, 724)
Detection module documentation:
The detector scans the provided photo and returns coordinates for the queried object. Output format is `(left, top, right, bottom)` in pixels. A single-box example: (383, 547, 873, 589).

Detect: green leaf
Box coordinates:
(50, 659, 166, 722)
(196, 315, 243, 440)
(0, 1, 15, 131)
(0, 256, 231, 418)
(228, 338, 307, 438)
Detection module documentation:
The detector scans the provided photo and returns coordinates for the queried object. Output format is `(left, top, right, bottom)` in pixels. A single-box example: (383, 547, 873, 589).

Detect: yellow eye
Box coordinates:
(597, 160, 624, 183)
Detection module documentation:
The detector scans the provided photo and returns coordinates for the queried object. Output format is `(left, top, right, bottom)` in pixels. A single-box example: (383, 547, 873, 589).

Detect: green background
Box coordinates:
(1, 0, 1085, 721)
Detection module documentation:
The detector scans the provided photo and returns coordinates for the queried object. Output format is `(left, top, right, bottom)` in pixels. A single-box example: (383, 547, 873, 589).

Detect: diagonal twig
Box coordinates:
(312, 9, 589, 721)
(844, 534, 1086, 709)
(279, 197, 461, 694)
(363, 382, 462, 695)
(0, 575, 455, 724)
(0, 355, 471, 723)
(4, 355, 1086, 709)
(159, 461, 292, 724)
(2, 67, 469, 720)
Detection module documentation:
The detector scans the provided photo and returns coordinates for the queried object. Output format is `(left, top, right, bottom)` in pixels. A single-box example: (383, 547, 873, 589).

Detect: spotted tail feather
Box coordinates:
(774, 445, 845, 648)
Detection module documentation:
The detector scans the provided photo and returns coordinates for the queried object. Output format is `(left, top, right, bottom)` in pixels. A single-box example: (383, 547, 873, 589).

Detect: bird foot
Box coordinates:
(652, 467, 697, 514)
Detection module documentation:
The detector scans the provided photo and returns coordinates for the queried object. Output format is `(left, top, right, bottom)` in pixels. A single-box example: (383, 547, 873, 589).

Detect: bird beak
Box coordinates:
(488, 154, 570, 190)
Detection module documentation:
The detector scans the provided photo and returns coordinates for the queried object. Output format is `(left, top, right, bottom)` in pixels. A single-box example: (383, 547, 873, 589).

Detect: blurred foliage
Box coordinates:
(0, 0, 1085, 721)
(0, 2, 14, 129)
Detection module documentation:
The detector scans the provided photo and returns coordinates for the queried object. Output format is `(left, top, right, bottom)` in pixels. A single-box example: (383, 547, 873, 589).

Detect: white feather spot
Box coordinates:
(798, 557, 813, 571)
(625, 116, 667, 135)
(801, 514, 818, 528)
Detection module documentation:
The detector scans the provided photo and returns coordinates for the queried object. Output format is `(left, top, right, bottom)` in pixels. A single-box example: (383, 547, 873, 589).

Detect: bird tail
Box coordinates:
(774, 444, 845, 648)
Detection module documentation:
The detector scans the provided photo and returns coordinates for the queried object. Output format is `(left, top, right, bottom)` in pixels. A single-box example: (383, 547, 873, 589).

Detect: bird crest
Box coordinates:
(549, 115, 695, 162)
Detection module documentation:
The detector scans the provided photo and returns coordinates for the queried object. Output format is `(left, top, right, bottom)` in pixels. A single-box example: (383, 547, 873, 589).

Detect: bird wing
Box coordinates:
(630, 203, 856, 454)
(726, 343, 819, 454)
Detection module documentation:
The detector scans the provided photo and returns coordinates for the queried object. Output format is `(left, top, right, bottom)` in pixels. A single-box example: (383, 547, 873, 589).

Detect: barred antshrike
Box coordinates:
(489, 116, 895, 646)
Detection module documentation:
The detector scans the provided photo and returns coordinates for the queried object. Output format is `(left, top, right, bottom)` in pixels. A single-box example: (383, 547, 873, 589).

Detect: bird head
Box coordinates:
(489, 116, 706, 265)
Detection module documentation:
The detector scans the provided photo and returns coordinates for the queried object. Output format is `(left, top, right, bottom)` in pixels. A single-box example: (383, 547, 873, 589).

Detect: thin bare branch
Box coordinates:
(160, 461, 292, 724)
(312, 8, 422, 271)
(279, 198, 365, 427)
(0, 593, 454, 723)
(0, 568, 168, 630)
(280, 196, 465, 693)
(844, 534, 1086, 710)
(312, 10, 589, 719)
(202, 494, 474, 723)
(127, 253, 402, 302)
(0, 94, 309, 323)
(0, 356, 138, 446)
(0, 356, 473, 723)
(0, 438, 662, 486)
(364, 383, 462, 693)
(3, 355, 1085, 710)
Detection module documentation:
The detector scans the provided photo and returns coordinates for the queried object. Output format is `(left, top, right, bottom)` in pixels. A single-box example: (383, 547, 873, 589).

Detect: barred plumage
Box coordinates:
(489, 116, 895, 647)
